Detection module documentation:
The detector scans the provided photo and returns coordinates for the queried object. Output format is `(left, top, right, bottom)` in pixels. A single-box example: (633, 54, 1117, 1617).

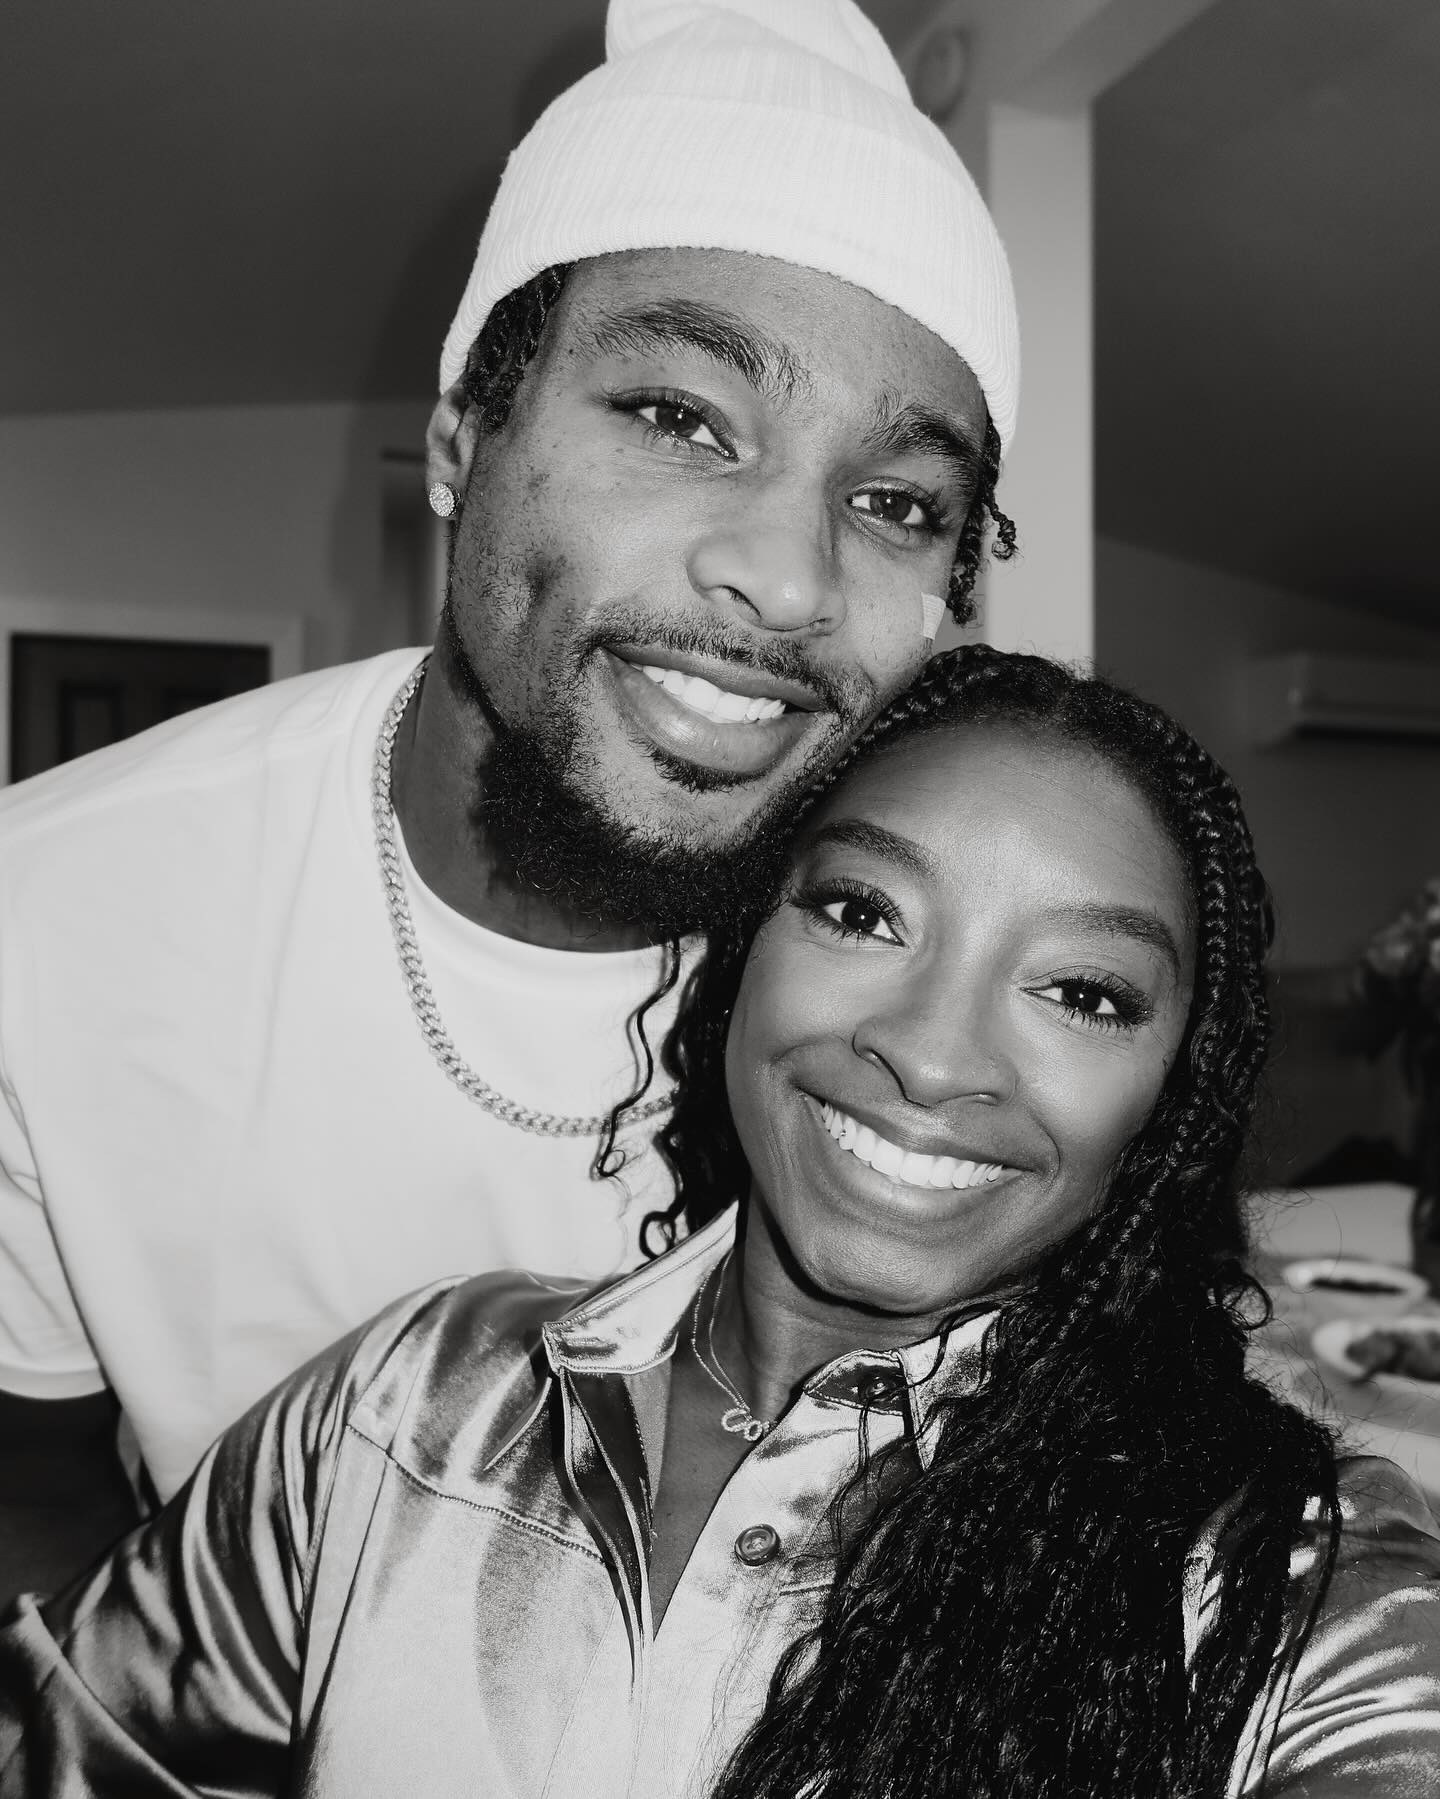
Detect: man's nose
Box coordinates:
(685, 512, 840, 634)
(851, 968, 1017, 1110)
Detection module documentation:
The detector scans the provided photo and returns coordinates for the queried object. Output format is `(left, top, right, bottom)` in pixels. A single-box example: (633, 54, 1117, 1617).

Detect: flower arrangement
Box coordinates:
(1350, 877, 1440, 1090)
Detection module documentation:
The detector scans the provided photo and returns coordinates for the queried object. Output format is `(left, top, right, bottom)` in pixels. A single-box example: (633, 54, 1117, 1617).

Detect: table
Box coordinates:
(1247, 1182, 1440, 1506)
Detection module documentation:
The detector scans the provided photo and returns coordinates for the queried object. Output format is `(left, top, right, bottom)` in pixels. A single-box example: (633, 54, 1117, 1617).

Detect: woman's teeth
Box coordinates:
(639, 663, 787, 724)
(819, 1103, 1009, 1191)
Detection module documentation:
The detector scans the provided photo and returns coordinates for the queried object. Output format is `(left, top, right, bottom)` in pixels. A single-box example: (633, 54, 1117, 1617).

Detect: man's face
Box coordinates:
(440, 247, 989, 871)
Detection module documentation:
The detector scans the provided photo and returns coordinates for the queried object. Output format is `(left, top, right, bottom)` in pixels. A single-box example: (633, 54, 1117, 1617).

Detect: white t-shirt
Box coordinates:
(0, 649, 682, 1499)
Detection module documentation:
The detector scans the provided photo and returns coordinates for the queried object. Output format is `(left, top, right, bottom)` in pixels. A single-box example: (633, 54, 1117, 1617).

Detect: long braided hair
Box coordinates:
(650, 646, 1339, 1797)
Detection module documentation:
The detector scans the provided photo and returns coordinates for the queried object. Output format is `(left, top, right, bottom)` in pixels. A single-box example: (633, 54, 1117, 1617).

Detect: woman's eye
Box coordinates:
(819, 896, 900, 942)
(851, 488, 933, 530)
(635, 399, 725, 452)
(1037, 979, 1136, 1027)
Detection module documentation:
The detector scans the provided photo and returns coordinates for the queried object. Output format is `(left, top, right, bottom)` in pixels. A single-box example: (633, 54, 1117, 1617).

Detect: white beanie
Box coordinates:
(438, 0, 1019, 449)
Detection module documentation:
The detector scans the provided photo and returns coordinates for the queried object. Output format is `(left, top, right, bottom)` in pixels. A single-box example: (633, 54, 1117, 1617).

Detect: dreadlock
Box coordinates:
(646, 645, 1338, 1797)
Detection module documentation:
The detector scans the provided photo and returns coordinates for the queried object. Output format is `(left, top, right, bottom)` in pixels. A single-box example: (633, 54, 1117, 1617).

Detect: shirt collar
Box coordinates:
(543, 1203, 1003, 1468)
(543, 1204, 737, 1377)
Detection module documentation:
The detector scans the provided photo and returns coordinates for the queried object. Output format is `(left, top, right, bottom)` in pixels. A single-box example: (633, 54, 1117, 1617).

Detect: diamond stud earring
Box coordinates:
(427, 482, 458, 520)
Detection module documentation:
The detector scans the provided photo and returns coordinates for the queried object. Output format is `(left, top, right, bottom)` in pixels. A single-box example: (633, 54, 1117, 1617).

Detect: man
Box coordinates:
(0, 0, 1017, 1593)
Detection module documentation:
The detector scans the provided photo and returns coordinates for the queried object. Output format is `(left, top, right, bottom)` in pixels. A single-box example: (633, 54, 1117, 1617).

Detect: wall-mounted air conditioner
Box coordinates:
(1244, 652, 1440, 746)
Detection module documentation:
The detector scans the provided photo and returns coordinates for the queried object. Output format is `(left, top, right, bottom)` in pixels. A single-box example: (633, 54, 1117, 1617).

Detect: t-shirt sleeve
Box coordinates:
(0, 1066, 104, 1399)
(0, 1280, 457, 1796)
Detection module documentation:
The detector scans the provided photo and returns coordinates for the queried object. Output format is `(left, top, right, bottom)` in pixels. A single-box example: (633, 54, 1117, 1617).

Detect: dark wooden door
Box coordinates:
(9, 634, 271, 782)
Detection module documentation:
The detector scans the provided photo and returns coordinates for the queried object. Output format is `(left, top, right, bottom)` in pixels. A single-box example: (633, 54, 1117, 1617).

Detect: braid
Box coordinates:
(946, 417, 1016, 625)
(650, 644, 1342, 1799)
(460, 263, 571, 432)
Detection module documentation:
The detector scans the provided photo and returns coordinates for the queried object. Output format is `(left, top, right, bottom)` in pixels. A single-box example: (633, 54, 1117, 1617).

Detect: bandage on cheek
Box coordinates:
(920, 592, 947, 644)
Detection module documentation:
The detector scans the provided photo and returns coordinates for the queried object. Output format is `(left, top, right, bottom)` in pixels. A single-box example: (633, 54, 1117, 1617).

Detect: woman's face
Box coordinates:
(724, 722, 1196, 1323)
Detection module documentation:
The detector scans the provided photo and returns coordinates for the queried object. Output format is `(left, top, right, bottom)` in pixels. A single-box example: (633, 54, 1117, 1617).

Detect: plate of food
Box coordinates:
(1312, 1316, 1440, 1390)
(1281, 1258, 1428, 1321)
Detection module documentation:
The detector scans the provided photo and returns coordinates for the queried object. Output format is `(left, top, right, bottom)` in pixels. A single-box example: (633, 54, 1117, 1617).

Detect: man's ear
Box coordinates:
(425, 380, 482, 497)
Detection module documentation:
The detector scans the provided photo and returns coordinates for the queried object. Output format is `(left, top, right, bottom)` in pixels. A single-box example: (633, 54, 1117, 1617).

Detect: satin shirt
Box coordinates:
(3, 1207, 1440, 1797)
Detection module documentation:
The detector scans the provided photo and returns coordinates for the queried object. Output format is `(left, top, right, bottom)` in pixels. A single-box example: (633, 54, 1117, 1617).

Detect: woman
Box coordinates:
(2, 648, 1438, 1797)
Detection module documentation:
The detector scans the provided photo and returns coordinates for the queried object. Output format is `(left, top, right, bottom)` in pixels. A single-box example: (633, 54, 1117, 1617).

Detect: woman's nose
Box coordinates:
(851, 974, 1017, 1109)
(686, 517, 841, 634)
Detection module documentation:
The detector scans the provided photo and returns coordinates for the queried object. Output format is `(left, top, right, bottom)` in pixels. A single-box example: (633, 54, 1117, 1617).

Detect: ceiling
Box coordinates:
(1095, 0, 1440, 626)
(1, 0, 935, 416)
(5, 0, 1437, 625)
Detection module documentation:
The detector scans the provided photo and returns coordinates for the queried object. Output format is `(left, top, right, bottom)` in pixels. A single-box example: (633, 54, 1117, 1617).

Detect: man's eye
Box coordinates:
(851, 489, 932, 530)
(820, 897, 899, 942)
(636, 400, 724, 451)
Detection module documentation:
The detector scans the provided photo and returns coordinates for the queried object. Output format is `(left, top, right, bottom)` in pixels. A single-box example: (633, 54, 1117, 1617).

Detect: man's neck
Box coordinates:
(388, 651, 654, 955)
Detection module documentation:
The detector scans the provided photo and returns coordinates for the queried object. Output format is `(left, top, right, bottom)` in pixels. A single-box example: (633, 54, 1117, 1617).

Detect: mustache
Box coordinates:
(578, 608, 874, 718)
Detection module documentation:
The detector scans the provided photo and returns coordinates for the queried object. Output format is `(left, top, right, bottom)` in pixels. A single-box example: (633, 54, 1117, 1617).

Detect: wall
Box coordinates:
(910, 0, 1220, 663)
(1097, 534, 1440, 971)
(0, 399, 433, 673)
(1097, 535, 1440, 1179)
(930, 0, 1219, 184)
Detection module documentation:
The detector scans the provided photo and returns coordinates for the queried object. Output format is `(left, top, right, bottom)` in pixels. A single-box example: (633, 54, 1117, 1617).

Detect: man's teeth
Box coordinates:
(639, 663, 787, 724)
(819, 1103, 1009, 1191)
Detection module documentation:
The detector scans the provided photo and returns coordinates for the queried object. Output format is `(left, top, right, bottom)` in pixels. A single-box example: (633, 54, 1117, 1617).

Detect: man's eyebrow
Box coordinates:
(801, 818, 936, 880)
(864, 394, 983, 494)
(577, 300, 811, 404)
(1044, 901, 1185, 979)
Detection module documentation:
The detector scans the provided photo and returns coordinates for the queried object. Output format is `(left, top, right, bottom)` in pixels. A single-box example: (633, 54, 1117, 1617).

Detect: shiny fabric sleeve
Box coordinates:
(0, 1282, 459, 1799)
(1235, 1457, 1440, 1797)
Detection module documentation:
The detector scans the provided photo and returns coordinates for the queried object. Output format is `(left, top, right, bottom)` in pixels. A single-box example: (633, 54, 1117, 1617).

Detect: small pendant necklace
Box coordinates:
(690, 1252, 774, 1442)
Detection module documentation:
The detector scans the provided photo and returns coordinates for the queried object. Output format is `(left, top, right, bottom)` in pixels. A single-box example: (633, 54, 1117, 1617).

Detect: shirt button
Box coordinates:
(733, 1524, 781, 1566)
(861, 1371, 897, 1402)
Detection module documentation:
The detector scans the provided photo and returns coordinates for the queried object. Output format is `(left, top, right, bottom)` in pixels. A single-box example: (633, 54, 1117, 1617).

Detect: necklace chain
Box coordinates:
(372, 659, 675, 1140)
(690, 1252, 773, 1442)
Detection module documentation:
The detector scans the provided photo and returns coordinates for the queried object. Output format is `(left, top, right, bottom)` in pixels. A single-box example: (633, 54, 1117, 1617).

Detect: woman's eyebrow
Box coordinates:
(1044, 901, 1184, 978)
(802, 818, 936, 879)
(577, 299, 810, 404)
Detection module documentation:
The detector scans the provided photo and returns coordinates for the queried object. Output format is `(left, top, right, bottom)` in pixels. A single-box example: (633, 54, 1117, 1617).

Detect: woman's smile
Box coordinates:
(814, 1097, 1016, 1192)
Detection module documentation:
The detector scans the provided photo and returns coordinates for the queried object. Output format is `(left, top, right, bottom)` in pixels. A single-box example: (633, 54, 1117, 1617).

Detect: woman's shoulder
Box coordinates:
(1230, 1458, 1440, 1795)
(1318, 1453, 1440, 1600)
(1185, 1455, 1440, 1665)
(1333, 1452, 1440, 1526)
(319, 1268, 599, 1475)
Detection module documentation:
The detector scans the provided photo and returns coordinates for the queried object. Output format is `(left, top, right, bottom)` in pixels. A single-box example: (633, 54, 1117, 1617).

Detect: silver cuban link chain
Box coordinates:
(372, 659, 675, 1139)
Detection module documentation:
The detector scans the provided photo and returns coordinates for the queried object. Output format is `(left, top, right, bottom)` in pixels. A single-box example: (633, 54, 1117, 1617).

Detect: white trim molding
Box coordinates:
(0, 596, 304, 785)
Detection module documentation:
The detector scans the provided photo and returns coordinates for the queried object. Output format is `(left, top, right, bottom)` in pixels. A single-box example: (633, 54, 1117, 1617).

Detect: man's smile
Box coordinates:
(601, 646, 826, 780)
(637, 665, 787, 723)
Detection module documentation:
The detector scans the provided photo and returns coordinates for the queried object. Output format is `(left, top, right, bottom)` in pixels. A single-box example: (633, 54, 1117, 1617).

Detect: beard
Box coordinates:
(438, 600, 867, 939)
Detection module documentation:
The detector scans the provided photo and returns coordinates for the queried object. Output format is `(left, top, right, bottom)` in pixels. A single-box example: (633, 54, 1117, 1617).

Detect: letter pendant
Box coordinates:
(721, 1406, 768, 1442)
